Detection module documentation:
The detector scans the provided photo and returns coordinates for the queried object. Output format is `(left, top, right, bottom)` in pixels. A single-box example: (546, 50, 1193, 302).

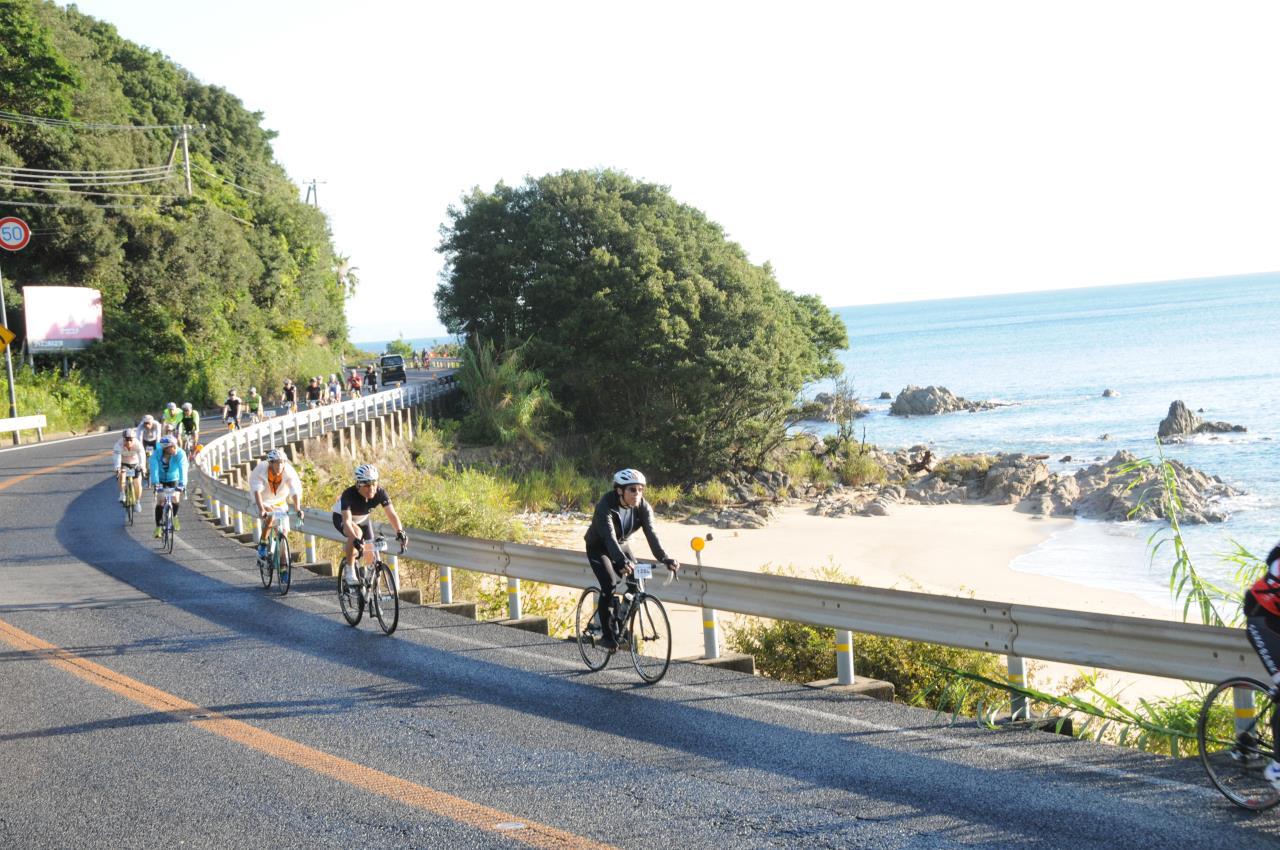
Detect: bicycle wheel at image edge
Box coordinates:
(628, 594, 672, 684)
(276, 535, 291, 596)
(338, 564, 363, 626)
(372, 564, 398, 635)
(1198, 676, 1280, 810)
(575, 587, 612, 672)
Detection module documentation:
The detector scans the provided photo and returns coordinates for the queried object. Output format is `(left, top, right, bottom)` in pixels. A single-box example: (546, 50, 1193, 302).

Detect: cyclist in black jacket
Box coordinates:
(584, 468, 679, 649)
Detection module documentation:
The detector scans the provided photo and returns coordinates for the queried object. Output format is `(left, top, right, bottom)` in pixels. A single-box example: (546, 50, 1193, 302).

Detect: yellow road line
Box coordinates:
(0, 450, 113, 492)
(0, 616, 610, 849)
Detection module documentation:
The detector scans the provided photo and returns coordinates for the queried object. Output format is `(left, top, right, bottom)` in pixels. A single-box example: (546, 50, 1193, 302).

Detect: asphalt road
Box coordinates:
(2, 378, 1279, 848)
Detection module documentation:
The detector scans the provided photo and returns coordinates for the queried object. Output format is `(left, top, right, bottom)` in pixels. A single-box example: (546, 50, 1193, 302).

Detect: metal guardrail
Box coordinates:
(0, 414, 46, 440)
(192, 384, 1265, 688)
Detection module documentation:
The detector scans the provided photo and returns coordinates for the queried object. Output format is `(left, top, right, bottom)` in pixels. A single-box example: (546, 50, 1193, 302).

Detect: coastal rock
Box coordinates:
(879, 391, 892, 400)
(687, 504, 774, 529)
(889, 385, 1006, 416)
(980, 454, 1049, 504)
(1102, 389, 1120, 398)
(860, 499, 891, 517)
(1157, 400, 1246, 441)
(795, 392, 870, 423)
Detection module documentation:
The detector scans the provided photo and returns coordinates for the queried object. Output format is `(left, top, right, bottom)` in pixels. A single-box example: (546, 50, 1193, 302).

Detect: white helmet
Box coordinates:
(612, 468, 646, 488)
(266, 449, 284, 462)
(249, 387, 257, 394)
(182, 402, 192, 412)
(166, 402, 177, 410)
(354, 464, 379, 484)
(142, 414, 155, 424)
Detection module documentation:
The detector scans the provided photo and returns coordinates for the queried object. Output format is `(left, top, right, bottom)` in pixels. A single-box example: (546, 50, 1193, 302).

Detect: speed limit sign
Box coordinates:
(0, 217, 31, 251)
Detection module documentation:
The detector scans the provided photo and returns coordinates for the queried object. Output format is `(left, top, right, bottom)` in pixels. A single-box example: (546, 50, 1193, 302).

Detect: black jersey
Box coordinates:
(332, 485, 391, 522)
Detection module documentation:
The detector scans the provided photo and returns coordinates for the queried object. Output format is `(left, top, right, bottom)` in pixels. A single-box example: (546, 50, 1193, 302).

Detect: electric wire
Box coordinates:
(0, 164, 173, 177)
(0, 173, 176, 189)
(0, 109, 192, 132)
(191, 164, 262, 195)
(0, 183, 183, 199)
(0, 198, 160, 210)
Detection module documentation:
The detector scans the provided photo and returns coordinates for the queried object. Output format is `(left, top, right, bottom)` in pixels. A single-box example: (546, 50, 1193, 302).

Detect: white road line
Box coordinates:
(0, 431, 114, 454)
(172, 533, 1218, 800)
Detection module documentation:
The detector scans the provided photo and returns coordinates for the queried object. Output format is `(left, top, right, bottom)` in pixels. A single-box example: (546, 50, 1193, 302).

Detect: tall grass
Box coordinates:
(457, 339, 561, 450)
(1, 366, 100, 433)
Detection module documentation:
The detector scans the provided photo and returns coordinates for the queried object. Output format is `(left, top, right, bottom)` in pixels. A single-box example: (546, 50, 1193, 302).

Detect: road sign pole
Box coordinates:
(0, 266, 20, 444)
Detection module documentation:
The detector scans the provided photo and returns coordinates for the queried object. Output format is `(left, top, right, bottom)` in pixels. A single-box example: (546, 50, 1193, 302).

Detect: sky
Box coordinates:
(66, 0, 1280, 342)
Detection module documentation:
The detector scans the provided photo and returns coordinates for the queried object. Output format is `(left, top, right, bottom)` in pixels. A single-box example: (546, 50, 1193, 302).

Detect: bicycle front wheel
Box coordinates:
(372, 564, 399, 635)
(628, 594, 672, 684)
(258, 540, 274, 588)
(1198, 677, 1280, 810)
(162, 507, 175, 554)
(338, 565, 363, 626)
(276, 535, 292, 596)
(575, 587, 611, 672)
(123, 489, 135, 526)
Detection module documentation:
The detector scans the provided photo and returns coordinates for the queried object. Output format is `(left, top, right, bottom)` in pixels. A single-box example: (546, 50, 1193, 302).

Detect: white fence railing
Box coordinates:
(192, 384, 1265, 692)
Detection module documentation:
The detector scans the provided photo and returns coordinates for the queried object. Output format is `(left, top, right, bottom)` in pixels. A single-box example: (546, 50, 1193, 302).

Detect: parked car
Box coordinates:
(379, 353, 407, 386)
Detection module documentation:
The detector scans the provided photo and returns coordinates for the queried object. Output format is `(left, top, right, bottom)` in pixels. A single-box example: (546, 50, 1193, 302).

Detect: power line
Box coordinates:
(0, 183, 182, 199)
(206, 142, 279, 182)
(0, 197, 161, 210)
(0, 163, 172, 177)
(0, 109, 195, 132)
(191, 163, 262, 196)
(0, 173, 176, 189)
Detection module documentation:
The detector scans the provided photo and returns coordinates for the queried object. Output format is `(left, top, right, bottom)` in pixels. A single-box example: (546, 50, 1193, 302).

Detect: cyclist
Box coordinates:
(113, 428, 146, 509)
(583, 469, 680, 649)
(305, 377, 322, 409)
(161, 401, 182, 431)
(347, 369, 362, 396)
(364, 364, 378, 394)
(148, 435, 188, 538)
(1245, 542, 1280, 789)
(332, 464, 407, 585)
(178, 402, 200, 452)
(248, 448, 304, 561)
(281, 379, 298, 415)
(327, 373, 343, 404)
(136, 414, 161, 480)
(222, 389, 243, 429)
(247, 387, 265, 423)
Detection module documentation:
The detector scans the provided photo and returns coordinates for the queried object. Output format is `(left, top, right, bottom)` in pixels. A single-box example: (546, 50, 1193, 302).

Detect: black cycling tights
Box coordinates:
(154, 501, 181, 526)
(1245, 614, 1280, 756)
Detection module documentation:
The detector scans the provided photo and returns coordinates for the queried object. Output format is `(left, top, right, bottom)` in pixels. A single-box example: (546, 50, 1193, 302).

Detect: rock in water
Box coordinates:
(1157, 400, 1246, 440)
(889, 385, 1006, 416)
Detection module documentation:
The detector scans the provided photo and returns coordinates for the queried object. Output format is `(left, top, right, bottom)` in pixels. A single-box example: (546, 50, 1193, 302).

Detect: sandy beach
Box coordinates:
(543, 501, 1190, 703)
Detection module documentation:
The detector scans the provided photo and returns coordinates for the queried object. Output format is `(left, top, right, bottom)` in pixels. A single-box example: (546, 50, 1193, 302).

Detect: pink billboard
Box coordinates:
(23, 286, 104, 352)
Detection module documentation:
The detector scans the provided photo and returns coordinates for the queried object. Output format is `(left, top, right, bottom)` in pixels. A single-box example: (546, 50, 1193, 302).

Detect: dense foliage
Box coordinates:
(436, 169, 848, 478)
(0, 0, 347, 415)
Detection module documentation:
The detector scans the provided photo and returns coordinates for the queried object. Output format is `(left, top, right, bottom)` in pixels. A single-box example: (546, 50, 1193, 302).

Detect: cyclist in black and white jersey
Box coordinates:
(332, 464, 407, 584)
(1245, 543, 1280, 790)
(584, 469, 680, 649)
(113, 428, 146, 508)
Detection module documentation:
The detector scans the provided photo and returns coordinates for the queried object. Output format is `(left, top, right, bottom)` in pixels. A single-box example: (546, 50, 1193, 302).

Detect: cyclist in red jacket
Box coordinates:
(1245, 543, 1280, 789)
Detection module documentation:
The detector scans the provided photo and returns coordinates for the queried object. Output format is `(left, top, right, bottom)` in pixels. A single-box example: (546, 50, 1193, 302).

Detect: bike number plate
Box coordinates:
(634, 562, 652, 580)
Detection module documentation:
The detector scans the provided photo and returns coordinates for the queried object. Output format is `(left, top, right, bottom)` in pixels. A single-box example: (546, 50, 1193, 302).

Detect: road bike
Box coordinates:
(256, 507, 296, 595)
(120, 466, 141, 526)
(156, 486, 180, 554)
(1197, 676, 1280, 810)
(575, 561, 674, 684)
(337, 536, 402, 635)
(180, 431, 197, 455)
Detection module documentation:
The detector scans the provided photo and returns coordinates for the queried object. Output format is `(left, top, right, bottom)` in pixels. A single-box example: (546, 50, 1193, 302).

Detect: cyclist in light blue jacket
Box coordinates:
(149, 435, 188, 538)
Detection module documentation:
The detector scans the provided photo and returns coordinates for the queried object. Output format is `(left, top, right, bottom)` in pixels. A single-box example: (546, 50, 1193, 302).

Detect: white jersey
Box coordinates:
(247, 460, 303, 506)
(113, 438, 146, 469)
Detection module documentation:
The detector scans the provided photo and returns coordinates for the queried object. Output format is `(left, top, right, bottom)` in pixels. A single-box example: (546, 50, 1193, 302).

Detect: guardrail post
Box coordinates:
(440, 565, 453, 603)
(1235, 685, 1257, 738)
(702, 607, 721, 659)
(305, 533, 317, 564)
(234, 509, 244, 535)
(836, 629, 855, 685)
(508, 577, 521, 620)
(1007, 655, 1029, 720)
(387, 552, 399, 590)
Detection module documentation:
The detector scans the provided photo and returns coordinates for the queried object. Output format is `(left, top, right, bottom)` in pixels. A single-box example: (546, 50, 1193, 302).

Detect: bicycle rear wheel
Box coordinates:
(338, 563, 363, 626)
(575, 587, 611, 672)
(1198, 676, 1280, 810)
(258, 543, 274, 588)
(372, 563, 399, 635)
(628, 594, 672, 684)
(123, 487, 135, 526)
(276, 535, 292, 596)
(162, 505, 174, 554)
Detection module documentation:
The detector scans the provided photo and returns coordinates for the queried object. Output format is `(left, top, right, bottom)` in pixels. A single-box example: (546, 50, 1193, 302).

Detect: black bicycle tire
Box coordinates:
(575, 587, 612, 671)
(123, 487, 134, 526)
(277, 535, 291, 596)
(162, 504, 174, 554)
(258, 534, 274, 588)
(1198, 676, 1280, 811)
(338, 562, 363, 626)
(373, 563, 399, 635)
(628, 594, 672, 684)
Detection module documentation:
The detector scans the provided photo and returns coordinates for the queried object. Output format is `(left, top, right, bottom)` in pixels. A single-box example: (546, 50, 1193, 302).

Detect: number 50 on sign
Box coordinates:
(0, 217, 32, 252)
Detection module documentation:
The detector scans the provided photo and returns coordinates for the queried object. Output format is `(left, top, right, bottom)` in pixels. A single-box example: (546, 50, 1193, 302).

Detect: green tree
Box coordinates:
(385, 336, 414, 358)
(0, 0, 79, 119)
(436, 169, 848, 477)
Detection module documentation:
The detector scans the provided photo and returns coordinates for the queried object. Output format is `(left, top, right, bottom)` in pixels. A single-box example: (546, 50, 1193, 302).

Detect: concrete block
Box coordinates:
(991, 714, 1074, 736)
(301, 560, 336, 577)
(231, 532, 256, 543)
(806, 677, 895, 702)
(488, 615, 549, 635)
(428, 601, 477, 619)
(397, 587, 423, 605)
(678, 653, 756, 675)
(213, 524, 234, 534)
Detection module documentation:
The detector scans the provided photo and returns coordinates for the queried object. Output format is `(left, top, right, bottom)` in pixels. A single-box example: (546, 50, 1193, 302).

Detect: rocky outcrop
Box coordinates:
(1102, 388, 1120, 398)
(686, 504, 774, 529)
(889, 385, 1007, 416)
(1157, 401, 1246, 441)
(878, 391, 892, 400)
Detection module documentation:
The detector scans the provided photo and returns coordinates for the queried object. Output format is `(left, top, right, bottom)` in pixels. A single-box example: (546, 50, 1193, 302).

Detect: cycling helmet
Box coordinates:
(182, 402, 193, 412)
(158, 435, 176, 448)
(612, 468, 647, 488)
(354, 464, 379, 484)
(249, 387, 257, 394)
(265, 449, 284, 462)
(142, 414, 155, 423)
(166, 402, 178, 410)
(122, 428, 136, 439)
(228, 388, 238, 396)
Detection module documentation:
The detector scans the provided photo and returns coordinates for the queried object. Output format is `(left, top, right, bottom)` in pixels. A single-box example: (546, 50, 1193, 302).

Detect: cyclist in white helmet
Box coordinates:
(113, 428, 145, 508)
(332, 464, 407, 584)
(248, 449, 304, 561)
(583, 468, 680, 649)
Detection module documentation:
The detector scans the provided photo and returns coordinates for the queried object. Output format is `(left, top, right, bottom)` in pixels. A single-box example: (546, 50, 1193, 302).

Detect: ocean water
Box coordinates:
(819, 273, 1280, 608)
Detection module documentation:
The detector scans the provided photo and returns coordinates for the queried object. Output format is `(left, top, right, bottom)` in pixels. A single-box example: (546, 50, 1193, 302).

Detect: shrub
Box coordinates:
(646, 483, 683, 509)
(692, 480, 731, 506)
(933, 453, 995, 481)
(785, 450, 834, 487)
(408, 425, 449, 473)
(0, 367, 100, 434)
(836, 452, 886, 487)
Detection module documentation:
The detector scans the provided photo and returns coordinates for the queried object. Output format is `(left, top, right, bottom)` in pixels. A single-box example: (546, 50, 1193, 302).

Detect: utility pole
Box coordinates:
(180, 124, 192, 196)
(302, 178, 325, 207)
(0, 267, 19, 444)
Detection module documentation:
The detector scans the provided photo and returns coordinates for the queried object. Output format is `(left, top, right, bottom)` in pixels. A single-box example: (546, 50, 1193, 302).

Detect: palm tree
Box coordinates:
(334, 254, 360, 297)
